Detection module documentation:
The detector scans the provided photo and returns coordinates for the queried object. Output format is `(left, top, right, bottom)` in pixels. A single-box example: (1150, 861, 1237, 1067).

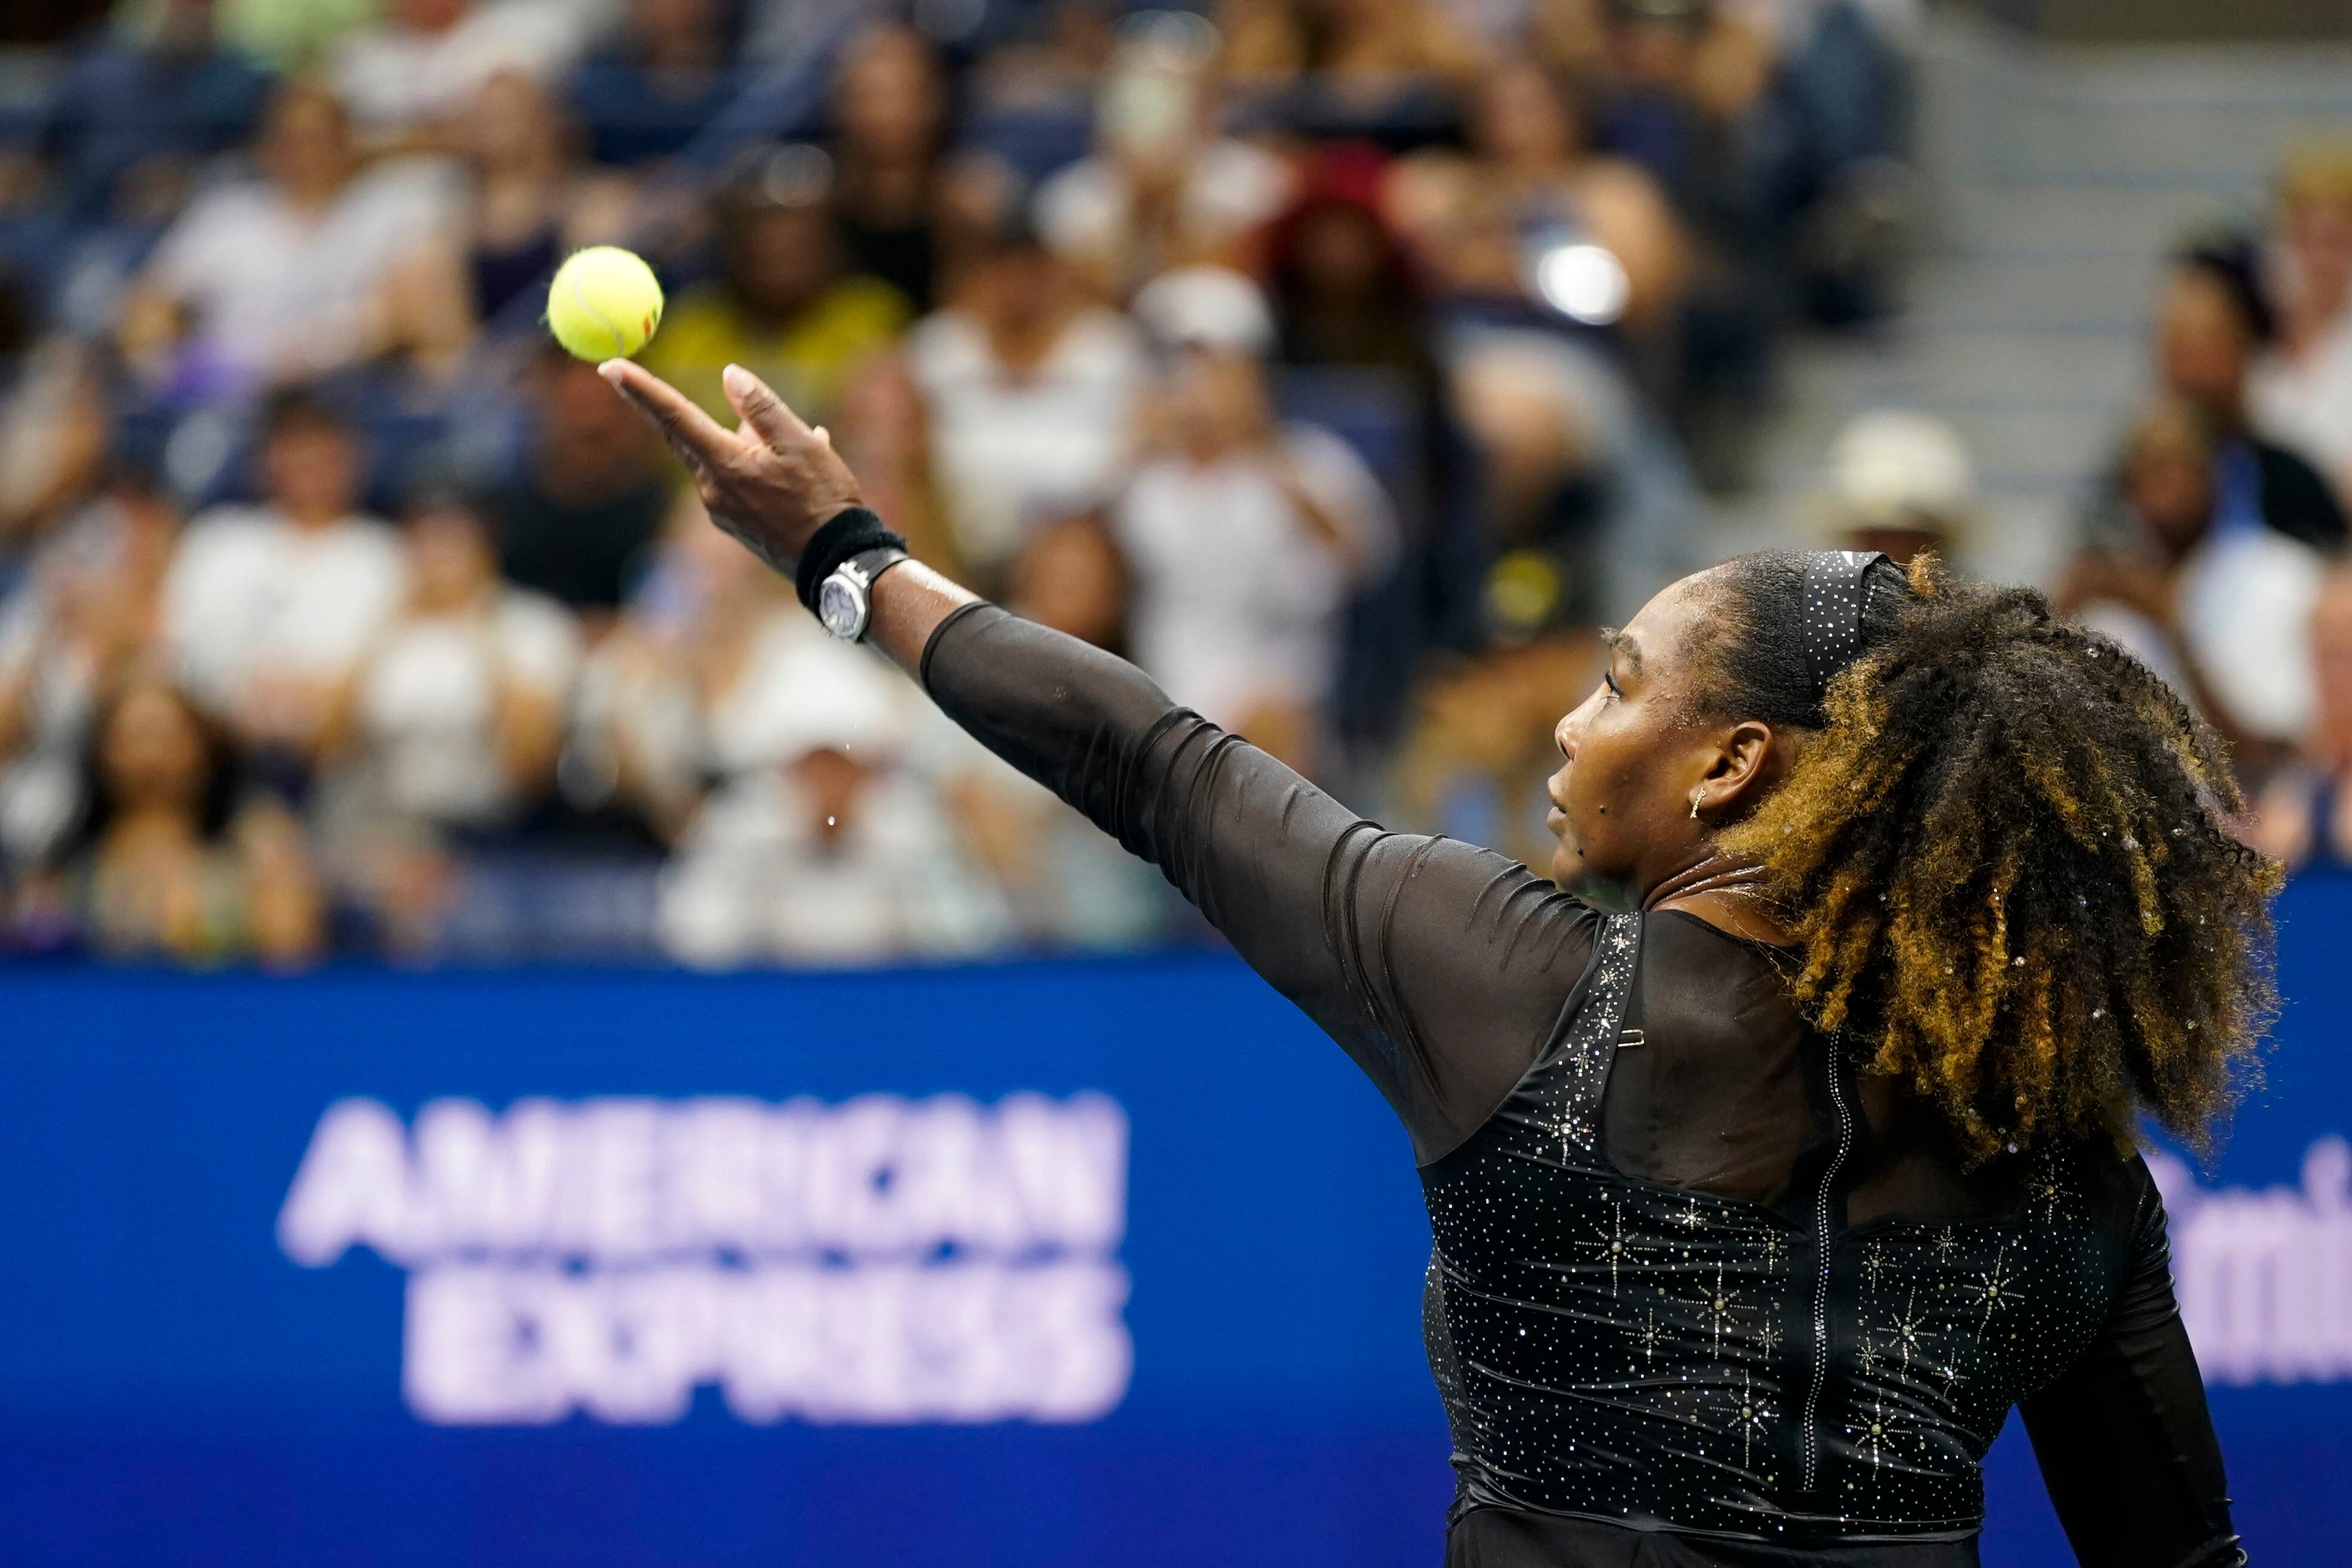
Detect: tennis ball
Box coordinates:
(546, 246, 664, 361)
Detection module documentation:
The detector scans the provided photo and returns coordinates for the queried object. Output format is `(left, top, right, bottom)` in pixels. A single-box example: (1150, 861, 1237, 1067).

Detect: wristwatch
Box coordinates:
(815, 546, 911, 642)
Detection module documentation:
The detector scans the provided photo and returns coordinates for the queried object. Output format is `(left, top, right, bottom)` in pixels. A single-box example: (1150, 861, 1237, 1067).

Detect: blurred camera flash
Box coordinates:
(1534, 243, 1631, 326)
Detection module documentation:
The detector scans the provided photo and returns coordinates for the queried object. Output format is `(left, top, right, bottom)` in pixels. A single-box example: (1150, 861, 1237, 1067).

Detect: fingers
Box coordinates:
(599, 360, 734, 468)
(721, 363, 814, 449)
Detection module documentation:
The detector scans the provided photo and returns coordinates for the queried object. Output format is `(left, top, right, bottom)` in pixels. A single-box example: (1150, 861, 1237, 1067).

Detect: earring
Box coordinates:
(1688, 789, 1704, 820)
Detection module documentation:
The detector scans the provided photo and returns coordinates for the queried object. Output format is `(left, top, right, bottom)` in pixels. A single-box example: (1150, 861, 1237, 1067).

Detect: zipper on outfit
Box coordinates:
(1796, 1059, 1855, 1494)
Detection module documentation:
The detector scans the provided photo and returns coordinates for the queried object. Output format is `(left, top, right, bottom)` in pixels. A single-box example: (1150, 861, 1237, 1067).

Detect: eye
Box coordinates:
(1603, 669, 1623, 700)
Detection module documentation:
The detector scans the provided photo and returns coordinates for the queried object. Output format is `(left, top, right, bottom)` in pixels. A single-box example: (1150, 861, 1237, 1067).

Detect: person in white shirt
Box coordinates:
(308, 491, 578, 951)
(161, 391, 407, 764)
(2060, 397, 2325, 761)
(902, 222, 1148, 587)
(323, 492, 580, 831)
(654, 631, 1010, 969)
(117, 81, 452, 395)
(1111, 346, 1395, 773)
(332, 0, 604, 141)
(2252, 143, 2352, 507)
(576, 498, 912, 839)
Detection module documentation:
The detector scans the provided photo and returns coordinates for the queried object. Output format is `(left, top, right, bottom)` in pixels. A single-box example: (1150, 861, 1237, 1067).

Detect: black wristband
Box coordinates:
(795, 507, 907, 612)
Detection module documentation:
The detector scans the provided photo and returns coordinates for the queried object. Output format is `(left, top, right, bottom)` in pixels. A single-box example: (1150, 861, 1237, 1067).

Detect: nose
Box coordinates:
(1556, 687, 1600, 762)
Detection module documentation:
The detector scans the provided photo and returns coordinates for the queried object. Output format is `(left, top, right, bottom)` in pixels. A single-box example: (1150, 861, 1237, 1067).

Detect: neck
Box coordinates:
(1643, 850, 1794, 945)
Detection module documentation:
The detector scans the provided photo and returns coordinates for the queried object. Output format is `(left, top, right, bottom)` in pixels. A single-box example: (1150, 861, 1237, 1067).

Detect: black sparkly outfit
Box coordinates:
(918, 602, 2243, 1568)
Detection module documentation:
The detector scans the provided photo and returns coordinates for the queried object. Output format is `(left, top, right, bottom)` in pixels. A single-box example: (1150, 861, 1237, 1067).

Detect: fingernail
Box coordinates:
(722, 363, 750, 395)
(598, 360, 624, 384)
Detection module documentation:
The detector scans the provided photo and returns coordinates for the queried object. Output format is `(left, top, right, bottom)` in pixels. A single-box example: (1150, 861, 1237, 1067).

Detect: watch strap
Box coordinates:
(795, 506, 906, 612)
(841, 546, 910, 590)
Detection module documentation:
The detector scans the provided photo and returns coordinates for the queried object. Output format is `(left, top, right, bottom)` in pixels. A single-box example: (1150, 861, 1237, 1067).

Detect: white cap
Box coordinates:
(1130, 265, 1276, 357)
(1827, 409, 1974, 528)
(727, 618, 912, 767)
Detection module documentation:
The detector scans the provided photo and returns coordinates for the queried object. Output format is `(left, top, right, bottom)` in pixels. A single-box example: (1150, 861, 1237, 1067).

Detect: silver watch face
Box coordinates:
(817, 572, 868, 639)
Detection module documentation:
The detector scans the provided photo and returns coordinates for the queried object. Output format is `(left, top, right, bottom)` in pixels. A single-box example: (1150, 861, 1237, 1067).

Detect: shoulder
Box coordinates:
(902, 309, 984, 379)
(326, 516, 405, 565)
(169, 507, 274, 570)
(156, 182, 274, 259)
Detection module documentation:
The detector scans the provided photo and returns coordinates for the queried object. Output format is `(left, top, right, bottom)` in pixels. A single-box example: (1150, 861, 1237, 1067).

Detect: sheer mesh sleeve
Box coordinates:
(2019, 1163, 2242, 1568)
(921, 604, 1598, 1161)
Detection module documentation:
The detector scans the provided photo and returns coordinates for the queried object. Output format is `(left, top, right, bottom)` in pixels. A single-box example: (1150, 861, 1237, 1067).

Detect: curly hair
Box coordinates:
(1702, 552, 2282, 1165)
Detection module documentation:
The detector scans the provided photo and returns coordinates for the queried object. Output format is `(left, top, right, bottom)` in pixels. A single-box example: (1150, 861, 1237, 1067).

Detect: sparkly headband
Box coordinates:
(1800, 549, 1889, 704)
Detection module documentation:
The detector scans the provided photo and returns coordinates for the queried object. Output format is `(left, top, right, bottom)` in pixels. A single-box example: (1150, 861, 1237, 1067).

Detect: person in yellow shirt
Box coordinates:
(645, 145, 912, 428)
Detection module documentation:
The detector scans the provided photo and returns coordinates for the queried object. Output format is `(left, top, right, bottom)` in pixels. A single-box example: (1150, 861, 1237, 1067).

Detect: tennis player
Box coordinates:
(607, 358, 2264, 1568)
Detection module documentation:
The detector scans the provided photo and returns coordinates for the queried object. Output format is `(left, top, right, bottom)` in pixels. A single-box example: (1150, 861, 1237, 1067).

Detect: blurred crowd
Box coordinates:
(0, 0, 2339, 970)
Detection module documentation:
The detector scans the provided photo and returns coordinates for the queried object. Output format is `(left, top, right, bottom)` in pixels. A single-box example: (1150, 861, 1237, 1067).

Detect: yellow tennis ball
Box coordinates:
(546, 246, 664, 361)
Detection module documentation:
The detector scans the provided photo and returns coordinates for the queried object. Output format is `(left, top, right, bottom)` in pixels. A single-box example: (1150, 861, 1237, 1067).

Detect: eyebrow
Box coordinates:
(1601, 627, 1642, 676)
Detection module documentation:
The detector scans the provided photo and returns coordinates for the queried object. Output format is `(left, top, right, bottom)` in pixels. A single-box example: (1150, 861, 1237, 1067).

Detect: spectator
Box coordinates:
(2250, 566, 2352, 872)
(1006, 512, 1126, 653)
(0, 330, 108, 551)
(2252, 143, 2352, 509)
(825, 354, 961, 581)
(374, 70, 629, 375)
(831, 25, 951, 313)
(1594, 0, 1767, 241)
(483, 348, 671, 617)
(161, 390, 406, 767)
(17, 0, 272, 228)
(332, 0, 596, 146)
(313, 492, 579, 948)
(1388, 620, 1603, 871)
(1267, 143, 1486, 731)
(321, 492, 578, 834)
(117, 81, 451, 398)
(1815, 409, 1976, 568)
(1113, 346, 1394, 771)
(934, 510, 1175, 951)
(570, 0, 740, 169)
(1031, 22, 1292, 297)
(1270, 145, 1444, 388)
(577, 502, 877, 840)
(1456, 59, 1687, 336)
(904, 218, 1148, 587)
(1589, 0, 1778, 482)
(2140, 240, 2348, 556)
(644, 144, 912, 426)
(2062, 397, 2325, 761)
(50, 677, 322, 964)
(657, 695, 1012, 967)
(0, 474, 181, 871)
(1219, 0, 1484, 140)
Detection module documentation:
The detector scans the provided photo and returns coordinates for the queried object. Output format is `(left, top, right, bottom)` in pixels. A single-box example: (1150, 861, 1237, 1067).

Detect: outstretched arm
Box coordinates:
(600, 359, 1598, 1162)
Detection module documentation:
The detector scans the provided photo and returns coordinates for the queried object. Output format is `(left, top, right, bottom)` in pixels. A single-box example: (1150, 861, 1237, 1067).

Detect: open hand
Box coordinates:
(599, 359, 863, 577)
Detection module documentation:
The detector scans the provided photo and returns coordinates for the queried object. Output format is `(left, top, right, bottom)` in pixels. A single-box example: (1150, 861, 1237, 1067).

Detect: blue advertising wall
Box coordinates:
(4, 878, 2350, 1567)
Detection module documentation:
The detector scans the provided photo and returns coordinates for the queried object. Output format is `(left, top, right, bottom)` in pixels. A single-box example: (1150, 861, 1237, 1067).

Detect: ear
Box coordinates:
(1692, 718, 1787, 818)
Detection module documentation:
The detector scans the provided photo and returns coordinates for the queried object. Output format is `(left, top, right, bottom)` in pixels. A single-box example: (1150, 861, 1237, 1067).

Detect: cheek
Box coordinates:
(1563, 716, 1635, 839)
